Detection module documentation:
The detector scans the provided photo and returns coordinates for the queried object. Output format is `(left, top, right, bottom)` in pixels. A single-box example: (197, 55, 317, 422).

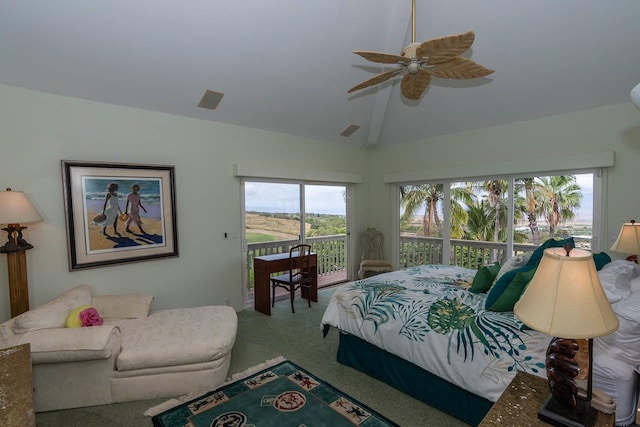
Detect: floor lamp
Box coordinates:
(0, 188, 42, 318)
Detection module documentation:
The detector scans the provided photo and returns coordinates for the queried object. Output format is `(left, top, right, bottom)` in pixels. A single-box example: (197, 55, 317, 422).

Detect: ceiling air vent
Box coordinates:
(198, 90, 225, 110)
(340, 124, 360, 137)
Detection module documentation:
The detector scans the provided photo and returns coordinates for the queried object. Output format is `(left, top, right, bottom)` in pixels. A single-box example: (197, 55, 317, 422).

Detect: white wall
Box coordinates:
(2, 84, 638, 322)
(0, 85, 368, 321)
(364, 103, 640, 262)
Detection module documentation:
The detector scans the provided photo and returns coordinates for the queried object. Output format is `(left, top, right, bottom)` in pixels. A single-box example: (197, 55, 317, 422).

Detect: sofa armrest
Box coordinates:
(10, 325, 121, 364)
(92, 294, 154, 319)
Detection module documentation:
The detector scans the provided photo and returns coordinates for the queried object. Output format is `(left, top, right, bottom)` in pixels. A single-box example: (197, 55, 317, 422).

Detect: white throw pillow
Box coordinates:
(12, 301, 70, 334)
(11, 284, 93, 334)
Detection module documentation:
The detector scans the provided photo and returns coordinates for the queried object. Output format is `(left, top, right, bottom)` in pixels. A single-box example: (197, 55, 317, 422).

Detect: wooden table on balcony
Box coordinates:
(253, 252, 318, 316)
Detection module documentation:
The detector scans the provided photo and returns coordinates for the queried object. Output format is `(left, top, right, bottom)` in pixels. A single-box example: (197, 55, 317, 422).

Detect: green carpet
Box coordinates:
(152, 359, 399, 427)
(36, 287, 469, 426)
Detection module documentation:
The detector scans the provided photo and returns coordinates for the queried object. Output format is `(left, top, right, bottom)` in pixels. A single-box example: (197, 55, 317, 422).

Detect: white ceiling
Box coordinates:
(1, 1, 639, 147)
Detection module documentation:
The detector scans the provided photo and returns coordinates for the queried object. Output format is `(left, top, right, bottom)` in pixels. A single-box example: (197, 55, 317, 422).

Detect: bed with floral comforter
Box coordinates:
(321, 264, 552, 423)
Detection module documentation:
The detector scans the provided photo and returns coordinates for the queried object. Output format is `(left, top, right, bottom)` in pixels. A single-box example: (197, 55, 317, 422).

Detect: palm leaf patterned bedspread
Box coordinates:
(321, 264, 551, 402)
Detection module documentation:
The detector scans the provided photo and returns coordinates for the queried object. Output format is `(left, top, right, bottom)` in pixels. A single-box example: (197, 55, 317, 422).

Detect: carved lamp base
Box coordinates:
(539, 394, 596, 427)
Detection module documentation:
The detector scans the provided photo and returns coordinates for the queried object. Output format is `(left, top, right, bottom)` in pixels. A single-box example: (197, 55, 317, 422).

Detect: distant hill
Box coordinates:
(245, 212, 346, 242)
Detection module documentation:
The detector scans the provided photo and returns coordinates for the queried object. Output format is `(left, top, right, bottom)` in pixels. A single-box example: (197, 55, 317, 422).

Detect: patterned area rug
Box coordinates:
(151, 359, 398, 427)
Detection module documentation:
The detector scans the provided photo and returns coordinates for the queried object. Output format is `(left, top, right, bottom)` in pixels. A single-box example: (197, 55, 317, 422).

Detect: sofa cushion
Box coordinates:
(48, 284, 93, 308)
(92, 294, 153, 320)
(116, 306, 237, 372)
(12, 285, 93, 334)
(12, 302, 70, 334)
(12, 325, 121, 364)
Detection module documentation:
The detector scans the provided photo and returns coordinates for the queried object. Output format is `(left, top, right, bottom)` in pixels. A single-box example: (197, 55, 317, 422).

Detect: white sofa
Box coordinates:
(0, 284, 238, 412)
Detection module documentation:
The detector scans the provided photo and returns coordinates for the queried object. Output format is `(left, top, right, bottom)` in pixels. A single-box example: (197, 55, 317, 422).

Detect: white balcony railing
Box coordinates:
(246, 234, 592, 289)
(399, 235, 592, 270)
(246, 234, 347, 290)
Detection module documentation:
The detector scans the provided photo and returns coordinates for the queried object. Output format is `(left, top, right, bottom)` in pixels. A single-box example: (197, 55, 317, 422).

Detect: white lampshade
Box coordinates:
(632, 83, 640, 110)
(514, 247, 619, 339)
(0, 188, 43, 225)
(610, 221, 640, 255)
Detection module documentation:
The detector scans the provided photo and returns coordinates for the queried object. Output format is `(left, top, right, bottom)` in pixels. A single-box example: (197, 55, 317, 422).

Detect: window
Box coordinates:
(399, 170, 600, 269)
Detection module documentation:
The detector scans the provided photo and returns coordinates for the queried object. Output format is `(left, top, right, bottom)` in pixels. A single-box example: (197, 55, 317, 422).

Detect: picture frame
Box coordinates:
(61, 160, 178, 270)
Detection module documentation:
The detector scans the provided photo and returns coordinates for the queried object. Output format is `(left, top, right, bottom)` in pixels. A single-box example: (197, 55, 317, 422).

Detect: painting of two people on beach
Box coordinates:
(82, 177, 165, 253)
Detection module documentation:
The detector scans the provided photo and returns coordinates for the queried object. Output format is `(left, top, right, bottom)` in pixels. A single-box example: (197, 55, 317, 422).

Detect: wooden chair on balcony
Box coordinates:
(271, 244, 313, 313)
(358, 228, 393, 279)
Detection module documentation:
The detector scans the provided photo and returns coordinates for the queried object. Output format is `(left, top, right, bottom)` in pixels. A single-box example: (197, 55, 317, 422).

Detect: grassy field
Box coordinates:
(246, 232, 279, 243)
(245, 213, 303, 242)
(245, 212, 347, 243)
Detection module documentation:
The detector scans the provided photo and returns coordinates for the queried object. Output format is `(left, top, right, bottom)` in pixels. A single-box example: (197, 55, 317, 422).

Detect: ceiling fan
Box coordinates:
(348, 0, 494, 100)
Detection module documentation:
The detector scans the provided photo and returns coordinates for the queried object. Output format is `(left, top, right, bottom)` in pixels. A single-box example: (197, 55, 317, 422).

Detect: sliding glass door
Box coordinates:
(242, 180, 349, 308)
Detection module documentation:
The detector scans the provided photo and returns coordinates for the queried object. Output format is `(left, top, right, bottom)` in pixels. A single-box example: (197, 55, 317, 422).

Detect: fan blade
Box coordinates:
(400, 69, 431, 100)
(353, 51, 411, 64)
(429, 56, 494, 79)
(417, 31, 476, 64)
(348, 68, 404, 93)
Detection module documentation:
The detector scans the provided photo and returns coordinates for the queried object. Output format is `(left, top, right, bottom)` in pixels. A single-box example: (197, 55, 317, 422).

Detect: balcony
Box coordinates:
(245, 234, 592, 301)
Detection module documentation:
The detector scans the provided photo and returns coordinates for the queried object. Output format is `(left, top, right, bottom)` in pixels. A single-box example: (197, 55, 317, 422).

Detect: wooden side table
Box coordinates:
(479, 371, 614, 427)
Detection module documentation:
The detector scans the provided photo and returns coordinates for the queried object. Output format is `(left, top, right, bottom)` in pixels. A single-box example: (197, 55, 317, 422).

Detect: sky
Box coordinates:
(244, 182, 346, 215)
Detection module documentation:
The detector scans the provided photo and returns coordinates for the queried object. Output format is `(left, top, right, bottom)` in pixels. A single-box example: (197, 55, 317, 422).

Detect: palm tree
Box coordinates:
(536, 176, 582, 238)
(400, 184, 472, 238)
(520, 177, 541, 245)
(400, 184, 443, 237)
(485, 180, 505, 244)
(465, 199, 497, 242)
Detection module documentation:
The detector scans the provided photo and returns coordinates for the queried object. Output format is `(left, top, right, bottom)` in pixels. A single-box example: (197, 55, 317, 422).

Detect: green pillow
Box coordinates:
(488, 268, 537, 312)
(592, 252, 612, 271)
(470, 263, 501, 293)
(485, 265, 536, 309)
(525, 237, 575, 268)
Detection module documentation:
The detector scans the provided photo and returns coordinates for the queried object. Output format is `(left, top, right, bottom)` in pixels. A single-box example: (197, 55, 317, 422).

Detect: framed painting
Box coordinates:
(61, 160, 178, 270)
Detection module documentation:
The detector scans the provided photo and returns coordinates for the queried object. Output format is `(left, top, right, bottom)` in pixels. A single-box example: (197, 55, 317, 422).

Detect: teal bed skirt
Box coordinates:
(336, 332, 493, 426)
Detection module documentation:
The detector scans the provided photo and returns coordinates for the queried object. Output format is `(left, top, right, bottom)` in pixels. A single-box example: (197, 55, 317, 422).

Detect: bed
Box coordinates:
(321, 257, 640, 426)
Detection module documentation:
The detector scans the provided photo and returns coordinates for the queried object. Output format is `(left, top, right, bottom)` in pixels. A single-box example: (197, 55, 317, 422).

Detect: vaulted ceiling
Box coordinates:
(1, 1, 639, 146)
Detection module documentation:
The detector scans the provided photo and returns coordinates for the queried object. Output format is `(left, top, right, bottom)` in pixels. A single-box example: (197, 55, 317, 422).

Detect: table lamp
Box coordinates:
(610, 220, 640, 263)
(0, 188, 43, 317)
(514, 247, 619, 427)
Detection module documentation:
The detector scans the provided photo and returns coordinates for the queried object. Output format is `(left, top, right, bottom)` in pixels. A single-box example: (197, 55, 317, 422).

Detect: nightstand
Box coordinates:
(479, 371, 614, 427)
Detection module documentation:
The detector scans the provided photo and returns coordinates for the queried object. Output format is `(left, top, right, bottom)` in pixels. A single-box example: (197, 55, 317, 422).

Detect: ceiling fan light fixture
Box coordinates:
(407, 62, 421, 74)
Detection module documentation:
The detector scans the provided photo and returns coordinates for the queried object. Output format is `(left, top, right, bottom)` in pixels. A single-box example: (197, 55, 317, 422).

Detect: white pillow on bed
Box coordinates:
(493, 255, 526, 283)
(613, 288, 640, 324)
(598, 269, 632, 304)
(601, 260, 640, 279)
